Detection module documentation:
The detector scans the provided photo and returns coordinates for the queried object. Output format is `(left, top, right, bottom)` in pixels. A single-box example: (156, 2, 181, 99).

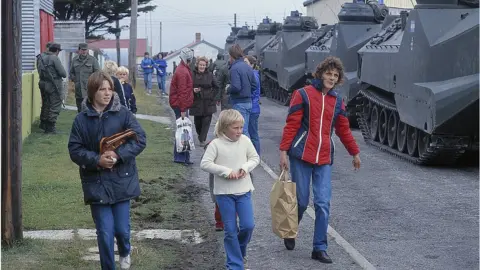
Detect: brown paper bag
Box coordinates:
(270, 169, 298, 239)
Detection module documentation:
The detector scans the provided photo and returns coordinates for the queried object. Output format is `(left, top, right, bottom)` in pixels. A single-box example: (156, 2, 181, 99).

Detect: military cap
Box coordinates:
(78, 43, 88, 50)
(46, 41, 53, 49)
(50, 43, 62, 51)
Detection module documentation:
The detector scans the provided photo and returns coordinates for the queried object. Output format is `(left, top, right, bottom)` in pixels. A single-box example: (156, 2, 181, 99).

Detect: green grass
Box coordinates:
(65, 78, 164, 116)
(1, 238, 182, 270)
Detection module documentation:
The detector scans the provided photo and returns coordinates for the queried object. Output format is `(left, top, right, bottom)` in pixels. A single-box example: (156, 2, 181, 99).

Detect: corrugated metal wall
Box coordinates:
(385, 0, 416, 8)
(54, 21, 86, 50)
(21, 0, 37, 72)
(39, 0, 54, 14)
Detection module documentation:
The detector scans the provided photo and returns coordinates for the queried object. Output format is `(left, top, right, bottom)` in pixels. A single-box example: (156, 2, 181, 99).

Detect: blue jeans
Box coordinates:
(144, 72, 152, 92)
(232, 102, 252, 138)
(216, 192, 255, 270)
(90, 200, 131, 270)
(289, 156, 332, 251)
(248, 113, 260, 155)
(157, 74, 166, 94)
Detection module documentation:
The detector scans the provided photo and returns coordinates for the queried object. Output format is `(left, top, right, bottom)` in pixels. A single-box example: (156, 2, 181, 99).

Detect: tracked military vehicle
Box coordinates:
(224, 26, 241, 56)
(261, 10, 319, 105)
(234, 25, 256, 55)
(356, 0, 479, 165)
(305, 1, 389, 125)
(253, 17, 282, 57)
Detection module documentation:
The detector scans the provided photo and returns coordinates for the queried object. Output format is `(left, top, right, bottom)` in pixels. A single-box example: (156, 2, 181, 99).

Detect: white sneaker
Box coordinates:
(119, 255, 131, 270)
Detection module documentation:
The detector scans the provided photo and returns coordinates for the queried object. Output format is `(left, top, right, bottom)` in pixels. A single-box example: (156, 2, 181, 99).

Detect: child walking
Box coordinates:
(117, 66, 138, 114)
(200, 109, 260, 270)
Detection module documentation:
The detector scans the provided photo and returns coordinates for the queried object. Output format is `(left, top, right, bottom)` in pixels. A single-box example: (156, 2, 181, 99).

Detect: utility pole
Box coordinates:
(159, 22, 162, 53)
(234, 13, 237, 28)
(129, 0, 138, 88)
(115, 17, 121, 65)
(149, 12, 153, 54)
(1, 0, 23, 246)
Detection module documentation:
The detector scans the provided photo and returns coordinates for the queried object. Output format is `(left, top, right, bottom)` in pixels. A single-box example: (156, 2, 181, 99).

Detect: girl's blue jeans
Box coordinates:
(216, 191, 255, 270)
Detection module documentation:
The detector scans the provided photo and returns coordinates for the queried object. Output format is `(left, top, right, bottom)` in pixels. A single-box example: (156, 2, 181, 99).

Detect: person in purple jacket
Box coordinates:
(244, 55, 261, 155)
(154, 52, 168, 96)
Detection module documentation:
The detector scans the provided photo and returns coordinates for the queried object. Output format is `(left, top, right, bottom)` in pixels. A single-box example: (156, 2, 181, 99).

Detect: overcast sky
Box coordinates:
(114, 0, 309, 54)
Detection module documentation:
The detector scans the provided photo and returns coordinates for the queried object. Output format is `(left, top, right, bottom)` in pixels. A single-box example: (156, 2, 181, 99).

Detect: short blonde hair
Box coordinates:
(117, 66, 129, 75)
(103, 60, 118, 76)
(214, 109, 244, 137)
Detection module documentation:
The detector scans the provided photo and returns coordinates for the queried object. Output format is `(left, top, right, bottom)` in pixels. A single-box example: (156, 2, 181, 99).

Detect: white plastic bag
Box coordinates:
(175, 117, 195, 153)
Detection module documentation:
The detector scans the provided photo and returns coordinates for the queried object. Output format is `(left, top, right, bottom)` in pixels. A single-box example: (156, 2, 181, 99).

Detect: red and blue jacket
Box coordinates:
(280, 80, 360, 165)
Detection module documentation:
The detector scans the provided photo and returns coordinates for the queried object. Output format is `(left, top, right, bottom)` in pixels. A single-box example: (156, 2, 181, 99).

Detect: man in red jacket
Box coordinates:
(279, 57, 361, 264)
(170, 48, 194, 164)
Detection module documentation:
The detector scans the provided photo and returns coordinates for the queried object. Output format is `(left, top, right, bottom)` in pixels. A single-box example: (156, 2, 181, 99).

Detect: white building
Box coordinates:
(164, 33, 224, 74)
(303, 0, 417, 25)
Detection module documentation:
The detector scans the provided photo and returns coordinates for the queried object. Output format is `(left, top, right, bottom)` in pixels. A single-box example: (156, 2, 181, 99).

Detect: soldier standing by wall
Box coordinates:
(36, 41, 52, 130)
(70, 43, 100, 112)
(38, 43, 67, 133)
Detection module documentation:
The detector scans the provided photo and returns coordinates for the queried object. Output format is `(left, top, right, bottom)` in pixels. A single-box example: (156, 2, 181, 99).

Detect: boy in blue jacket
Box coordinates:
(154, 52, 168, 96)
(117, 66, 138, 114)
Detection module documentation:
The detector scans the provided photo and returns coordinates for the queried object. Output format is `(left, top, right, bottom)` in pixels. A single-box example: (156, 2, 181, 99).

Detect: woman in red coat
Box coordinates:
(169, 48, 195, 164)
(279, 56, 361, 264)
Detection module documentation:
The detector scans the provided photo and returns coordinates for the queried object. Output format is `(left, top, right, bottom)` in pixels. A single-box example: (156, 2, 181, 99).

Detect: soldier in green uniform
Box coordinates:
(69, 43, 100, 112)
(38, 43, 67, 133)
(36, 41, 53, 130)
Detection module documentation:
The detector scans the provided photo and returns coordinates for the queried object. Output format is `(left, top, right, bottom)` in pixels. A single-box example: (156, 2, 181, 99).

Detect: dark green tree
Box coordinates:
(54, 0, 156, 38)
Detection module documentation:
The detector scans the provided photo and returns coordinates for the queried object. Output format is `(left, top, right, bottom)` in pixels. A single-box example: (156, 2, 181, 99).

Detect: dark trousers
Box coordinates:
(90, 200, 131, 270)
(76, 97, 84, 113)
(39, 82, 47, 121)
(194, 115, 212, 143)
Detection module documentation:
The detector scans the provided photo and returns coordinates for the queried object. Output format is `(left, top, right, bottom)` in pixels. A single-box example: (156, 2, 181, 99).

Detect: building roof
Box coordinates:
(164, 40, 224, 60)
(303, 0, 321, 6)
(87, 38, 148, 57)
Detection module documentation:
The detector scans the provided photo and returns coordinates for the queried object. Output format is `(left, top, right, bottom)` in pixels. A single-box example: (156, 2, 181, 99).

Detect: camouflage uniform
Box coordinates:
(69, 43, 100, 112)
(38, 43, 67, 133)
(211, 58, 230, 110)
(36, 41, 52, 130)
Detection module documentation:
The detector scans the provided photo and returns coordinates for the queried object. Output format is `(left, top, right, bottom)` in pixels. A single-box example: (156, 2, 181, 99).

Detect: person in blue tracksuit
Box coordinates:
(140, 52, 155, 95)
(154, 52, 168, 96)
(244, 55, 261, 155)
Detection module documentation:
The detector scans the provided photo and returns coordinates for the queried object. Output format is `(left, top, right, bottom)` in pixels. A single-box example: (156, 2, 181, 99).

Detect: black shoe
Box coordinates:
(284, 238, 295, 250)
(39, 120, 46, 130)
(311, 250, 333, 264)
(44, 121, 57, 134)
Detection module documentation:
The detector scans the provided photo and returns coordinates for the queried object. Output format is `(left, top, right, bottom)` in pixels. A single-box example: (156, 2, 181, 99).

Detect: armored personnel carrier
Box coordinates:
(234, 25, 256, 55)
(305, 1, 389, 125)
(224, 26, 241, 55)
(261, 10, 319, 105)
(356, 0, 479, 165)
(253, 17, 282, 57)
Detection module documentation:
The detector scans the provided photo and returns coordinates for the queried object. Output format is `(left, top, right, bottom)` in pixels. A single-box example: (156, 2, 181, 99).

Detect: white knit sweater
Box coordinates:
(200, 134, 260, 195)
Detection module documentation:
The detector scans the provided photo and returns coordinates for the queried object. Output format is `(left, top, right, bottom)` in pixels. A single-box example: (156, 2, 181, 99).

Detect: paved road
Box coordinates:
(256, 97, 479, 270)
(163, 80, 478, 269)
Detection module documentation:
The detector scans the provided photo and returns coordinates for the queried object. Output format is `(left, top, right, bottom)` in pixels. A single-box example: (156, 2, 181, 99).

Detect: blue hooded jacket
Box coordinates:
(154, 58, 167, 76)
(141, 57, 155, 74)
(228, 58, 256, 104)
(251, 70, 261, 114)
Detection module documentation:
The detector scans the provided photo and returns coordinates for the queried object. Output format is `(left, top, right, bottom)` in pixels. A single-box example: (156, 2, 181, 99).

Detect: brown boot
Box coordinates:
(214, 203, 223, 231)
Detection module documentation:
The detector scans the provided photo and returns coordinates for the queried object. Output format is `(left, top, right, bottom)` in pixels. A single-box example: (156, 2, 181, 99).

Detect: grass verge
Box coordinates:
(65, 78, 164, 116)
